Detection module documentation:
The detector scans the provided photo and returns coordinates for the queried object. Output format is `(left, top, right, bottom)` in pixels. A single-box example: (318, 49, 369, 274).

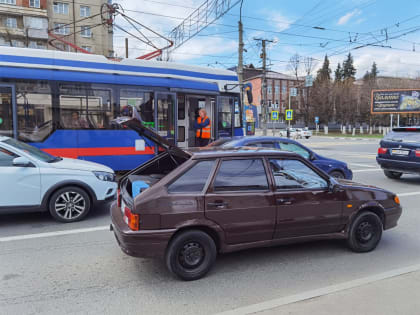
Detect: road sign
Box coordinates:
(305, 75, 313, 87)
(290, 88, 297, 97)
(315, 116, 319, 124)
(271, 111, 279, 120)
(286, 109, 293, 121)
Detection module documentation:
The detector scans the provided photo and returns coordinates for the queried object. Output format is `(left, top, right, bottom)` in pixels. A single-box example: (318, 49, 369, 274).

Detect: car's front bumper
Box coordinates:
(384, 205, 403, 230)
(377, 157, 420, 175)
(110, 202, 175, 258)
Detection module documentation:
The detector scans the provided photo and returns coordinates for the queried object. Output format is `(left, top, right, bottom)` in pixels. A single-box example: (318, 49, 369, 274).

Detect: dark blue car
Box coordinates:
(209, 136, 353, 179)
(377, 127, 420, 179)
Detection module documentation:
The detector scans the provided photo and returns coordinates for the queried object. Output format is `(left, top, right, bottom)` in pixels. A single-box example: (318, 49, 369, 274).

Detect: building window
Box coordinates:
(29, 0, 40, 8)
(53, 23, 70, 35)
(267, 85, 272, 95)
(0, 0, 16, 4)
(275, 85, 280, 95)
(80, 26, 92, 38)
(53, 2, 69, 15)
(29, 41, 46, 49)
(80, 6, 91, 17)
(55, 43, 70, 51)
(81, 45, 92, 52)
(11, 39, 24, 47)
(5, 17, 17, 29)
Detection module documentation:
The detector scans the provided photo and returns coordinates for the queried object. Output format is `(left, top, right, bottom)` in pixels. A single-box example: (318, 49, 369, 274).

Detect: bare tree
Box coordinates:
(288, 53, 300, 80)
(303, 57, 317, 76)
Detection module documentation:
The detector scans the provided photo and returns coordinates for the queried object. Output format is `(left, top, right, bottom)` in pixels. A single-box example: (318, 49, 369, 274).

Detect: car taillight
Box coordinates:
(378, 147, 388, 155)
(416, 150, 420, 157)
(123, 206, 140, 231)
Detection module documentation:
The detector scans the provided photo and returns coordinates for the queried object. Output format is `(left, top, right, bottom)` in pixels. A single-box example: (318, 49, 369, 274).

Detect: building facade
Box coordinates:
(47, 0, 113, 57)
(0, 0, 113, 57)
(0, 0, 49, 49)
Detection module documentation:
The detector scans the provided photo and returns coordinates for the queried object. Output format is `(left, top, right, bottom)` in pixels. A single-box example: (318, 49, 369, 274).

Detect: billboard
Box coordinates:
(371, 89, 420, 114)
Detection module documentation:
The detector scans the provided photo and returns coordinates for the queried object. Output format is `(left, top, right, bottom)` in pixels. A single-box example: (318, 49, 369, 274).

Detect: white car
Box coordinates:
(0, 136, 117, 223)
(296, 127, 313, 139)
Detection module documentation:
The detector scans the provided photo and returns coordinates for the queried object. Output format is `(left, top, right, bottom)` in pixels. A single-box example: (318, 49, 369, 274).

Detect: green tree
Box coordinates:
(316, 55, 331, 82)
(334, 63, 343, 83)
(342, 53, 356, 80)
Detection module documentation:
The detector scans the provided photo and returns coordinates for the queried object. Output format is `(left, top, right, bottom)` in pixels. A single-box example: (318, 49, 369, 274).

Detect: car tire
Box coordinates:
(329, 170, 345, 179)
(166, 230, 217, 281)
(347, 211, 383, 253)
(305, 136, 310, 139)
(384, 170, 403, 179)
(49, 186, 91, 223)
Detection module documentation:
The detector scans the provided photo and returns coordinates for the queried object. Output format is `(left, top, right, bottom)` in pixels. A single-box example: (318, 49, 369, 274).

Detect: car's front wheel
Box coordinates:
(305, 136, 310, 139)
(384, 170, 403, 179)
(347, 211, 383, 253)
(166, 230, 217, 281)
(49, 186, 91, 223)
(329, 170, 345, 179)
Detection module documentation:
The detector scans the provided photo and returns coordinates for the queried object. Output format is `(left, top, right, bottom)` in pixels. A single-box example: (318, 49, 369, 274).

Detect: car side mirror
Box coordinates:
(13, 156, 33, 167)
(309, 152, 316, 161)
(328, 179, 341, 193)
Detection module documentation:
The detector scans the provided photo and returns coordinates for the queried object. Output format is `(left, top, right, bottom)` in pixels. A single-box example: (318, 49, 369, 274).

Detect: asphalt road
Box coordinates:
(1, 136, 420, 315)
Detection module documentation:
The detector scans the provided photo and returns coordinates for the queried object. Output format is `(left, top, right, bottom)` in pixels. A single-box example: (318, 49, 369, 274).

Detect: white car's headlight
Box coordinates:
(93, 171, 116, 182)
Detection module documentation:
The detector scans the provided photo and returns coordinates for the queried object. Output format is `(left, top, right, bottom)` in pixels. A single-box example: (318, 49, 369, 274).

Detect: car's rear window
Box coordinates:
(384, 131, 420, 142)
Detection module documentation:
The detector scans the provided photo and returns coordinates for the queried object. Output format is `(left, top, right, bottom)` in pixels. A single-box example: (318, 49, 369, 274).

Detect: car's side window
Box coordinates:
(213, 159, 269, 192)
(0, 147, 17, 167)
(269, 159, 328, 190)
(168, 160, 215, 193)
(278, 142, 310, 159)
(248, 142, 275, 148)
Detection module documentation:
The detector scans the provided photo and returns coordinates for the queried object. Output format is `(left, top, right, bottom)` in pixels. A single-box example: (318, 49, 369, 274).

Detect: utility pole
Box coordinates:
(125, 38, 129, 58)
(254, 38, 274, 136)
(238, 0, 244, 131)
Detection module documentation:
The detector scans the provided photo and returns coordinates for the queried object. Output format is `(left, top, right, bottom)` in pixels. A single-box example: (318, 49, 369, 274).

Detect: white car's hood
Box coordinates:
(47, 158, 114, 173)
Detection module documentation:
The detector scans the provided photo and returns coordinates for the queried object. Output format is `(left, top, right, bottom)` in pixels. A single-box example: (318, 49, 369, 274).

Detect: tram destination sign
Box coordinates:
(371, 89, 420, 114)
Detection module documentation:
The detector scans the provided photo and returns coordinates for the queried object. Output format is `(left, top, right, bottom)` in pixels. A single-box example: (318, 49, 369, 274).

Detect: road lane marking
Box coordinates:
(0, 225, 109, 243)
(352, 168, 382, 173)
(348, 163, 377, 168)
(216, 263, 420, 315)
(398, 191, 420, 197)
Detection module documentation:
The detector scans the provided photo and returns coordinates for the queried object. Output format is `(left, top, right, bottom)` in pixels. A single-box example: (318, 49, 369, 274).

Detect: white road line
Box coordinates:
(398, 191, 420, 197)
(0, 225, 109, 243)
(352, 168, 382, 173)
(216, 264, 420, 315)
(348, 163, 377, 168)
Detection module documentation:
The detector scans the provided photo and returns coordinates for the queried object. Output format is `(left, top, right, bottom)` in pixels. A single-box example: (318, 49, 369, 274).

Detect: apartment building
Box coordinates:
(0, 0, 113, 57)
(47, 0, 113, 57)
(0, 0, 49, 49)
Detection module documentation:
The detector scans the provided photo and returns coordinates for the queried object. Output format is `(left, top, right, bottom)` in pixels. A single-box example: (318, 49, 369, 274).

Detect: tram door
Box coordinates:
(0, 85, 16, 138)
(156, 93, 176, 145)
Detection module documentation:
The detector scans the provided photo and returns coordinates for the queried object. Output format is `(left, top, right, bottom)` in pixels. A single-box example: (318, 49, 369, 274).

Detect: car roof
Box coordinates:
(0, 136, 9, 142)
(226, 136, 299, 143)
(188, 146, 301, 159)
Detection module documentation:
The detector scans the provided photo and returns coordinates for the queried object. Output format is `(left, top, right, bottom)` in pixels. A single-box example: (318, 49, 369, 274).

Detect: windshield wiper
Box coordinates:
(48, 156, 63, 163)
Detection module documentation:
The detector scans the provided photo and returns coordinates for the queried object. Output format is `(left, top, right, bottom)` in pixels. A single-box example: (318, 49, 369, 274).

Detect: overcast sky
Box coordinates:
(113, 0, 420, 79)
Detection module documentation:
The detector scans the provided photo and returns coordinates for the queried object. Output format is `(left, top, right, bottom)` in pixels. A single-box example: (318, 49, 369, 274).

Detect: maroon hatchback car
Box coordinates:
(110, 118, 402, 281)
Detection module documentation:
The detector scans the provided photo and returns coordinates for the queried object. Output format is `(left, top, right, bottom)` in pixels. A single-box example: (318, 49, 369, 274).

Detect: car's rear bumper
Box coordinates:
(384, 205, 402, 230)
(377, 157, 420, 174)
(110, 202, 175, 258)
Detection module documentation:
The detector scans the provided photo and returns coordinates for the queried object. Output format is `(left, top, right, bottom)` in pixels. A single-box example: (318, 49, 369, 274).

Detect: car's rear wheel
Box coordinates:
(305, 136, 310, 139)
(384, 170, 403, 179)
(49, 186, 91, 223)
(166, 230, 217, 281)
(329, 170, 345, 179)
(347, 211, 383, 253)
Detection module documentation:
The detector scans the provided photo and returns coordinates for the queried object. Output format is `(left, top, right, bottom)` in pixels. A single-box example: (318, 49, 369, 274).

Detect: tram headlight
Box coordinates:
(93, 171, 116, 182)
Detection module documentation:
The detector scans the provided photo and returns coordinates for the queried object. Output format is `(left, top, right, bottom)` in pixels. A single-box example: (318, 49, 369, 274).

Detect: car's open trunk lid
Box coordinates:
(112, 117, 191, 205)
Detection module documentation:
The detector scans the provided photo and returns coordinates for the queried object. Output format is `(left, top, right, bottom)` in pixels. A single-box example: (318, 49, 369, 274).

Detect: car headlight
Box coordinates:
(93, 171, 116, 182)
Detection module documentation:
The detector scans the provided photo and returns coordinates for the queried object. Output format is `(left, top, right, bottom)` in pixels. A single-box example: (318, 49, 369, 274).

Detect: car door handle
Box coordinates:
(207, 202, 228, 209)
(276, 197, 294, 205)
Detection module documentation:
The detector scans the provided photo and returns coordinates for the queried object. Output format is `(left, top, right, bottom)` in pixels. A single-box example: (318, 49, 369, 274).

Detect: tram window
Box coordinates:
(177, 95, 185, 120)
(15, 80, 53, 142)
(218, 96, 232, 131)
(59, 84, 113, 129)
(120, 89, 154, 128)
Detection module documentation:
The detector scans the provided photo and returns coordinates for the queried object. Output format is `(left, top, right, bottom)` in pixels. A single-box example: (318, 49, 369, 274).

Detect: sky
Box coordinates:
(112, 0, 420, 79)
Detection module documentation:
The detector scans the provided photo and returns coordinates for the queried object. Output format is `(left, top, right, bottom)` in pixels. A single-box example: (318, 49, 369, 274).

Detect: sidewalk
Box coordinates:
(258, 269, 420, 315)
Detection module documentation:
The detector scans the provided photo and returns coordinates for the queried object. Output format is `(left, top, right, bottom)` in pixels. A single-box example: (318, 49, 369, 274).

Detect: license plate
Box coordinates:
(391, 149, 409, 156)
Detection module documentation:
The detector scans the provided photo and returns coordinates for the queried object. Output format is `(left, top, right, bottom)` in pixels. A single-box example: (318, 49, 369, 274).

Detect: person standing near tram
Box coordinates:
(194, 108, 211, 147)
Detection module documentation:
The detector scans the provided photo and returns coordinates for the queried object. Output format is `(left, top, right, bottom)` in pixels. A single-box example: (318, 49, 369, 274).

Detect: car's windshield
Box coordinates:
(384, 131, 420, 143)
(4, 138, 60, 163)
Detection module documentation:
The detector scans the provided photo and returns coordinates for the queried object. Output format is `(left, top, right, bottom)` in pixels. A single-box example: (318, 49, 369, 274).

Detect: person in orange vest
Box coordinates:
(194, 108, 211, 147)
